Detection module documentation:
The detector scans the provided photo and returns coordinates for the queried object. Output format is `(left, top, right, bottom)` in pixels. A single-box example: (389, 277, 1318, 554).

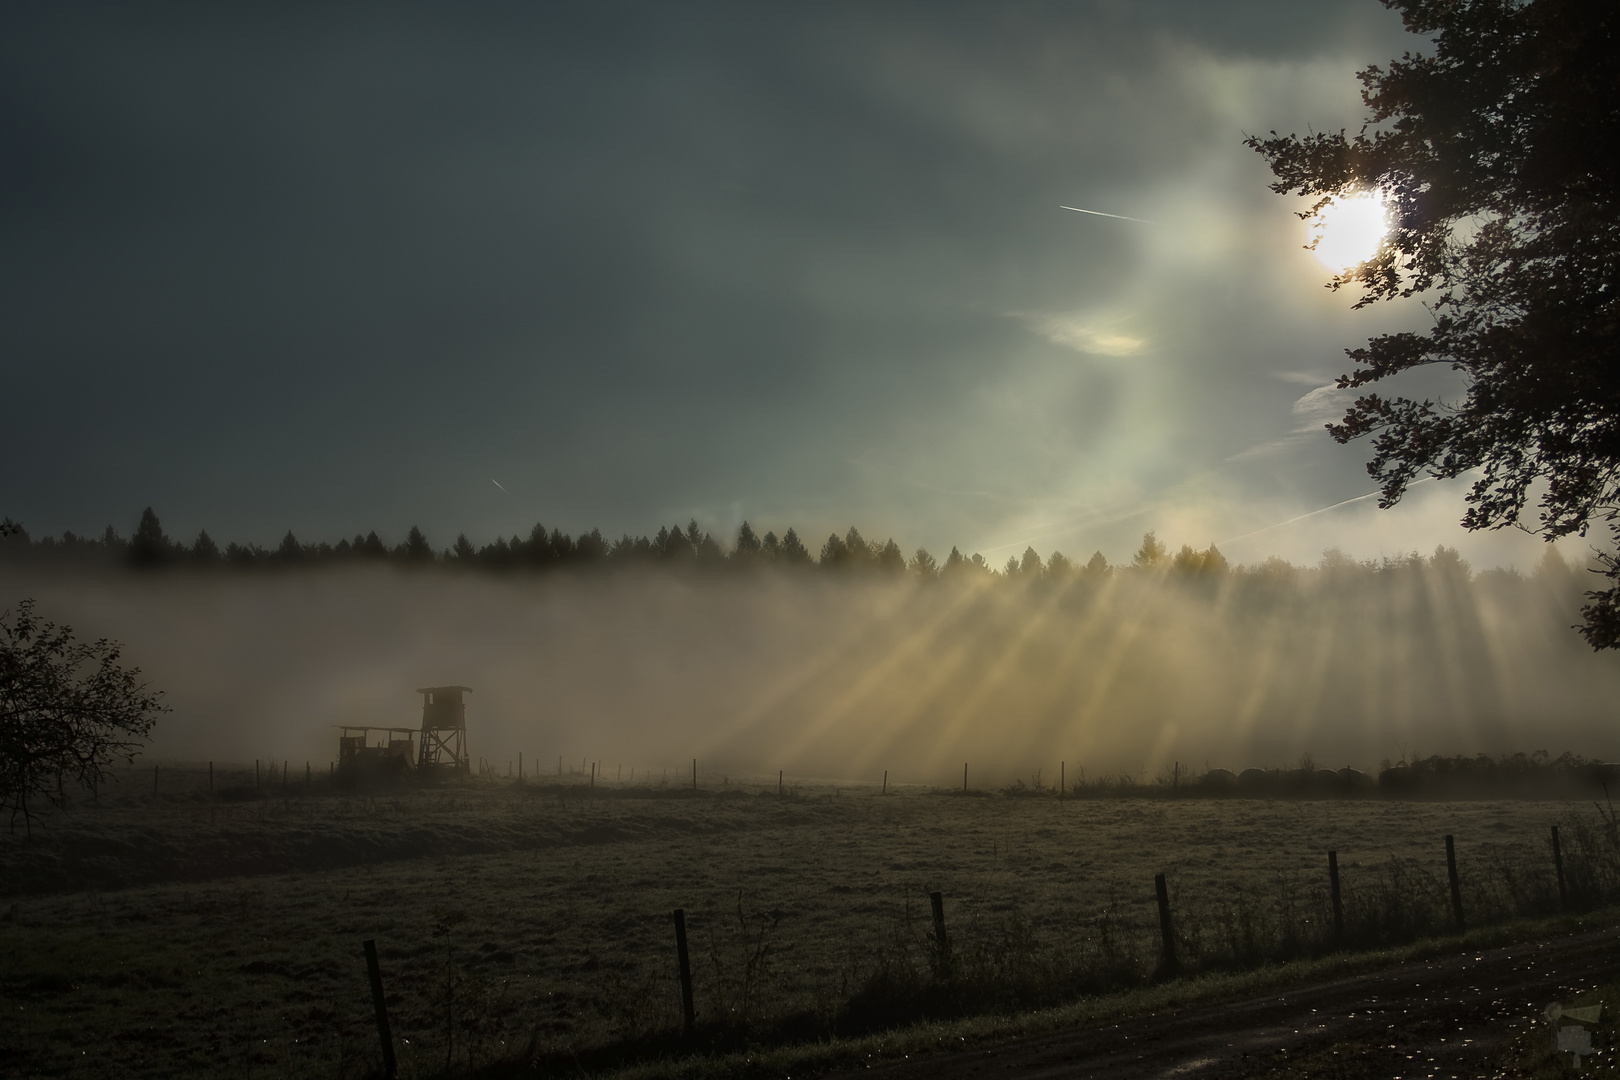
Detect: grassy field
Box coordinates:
(0, 767, 1609, 1078)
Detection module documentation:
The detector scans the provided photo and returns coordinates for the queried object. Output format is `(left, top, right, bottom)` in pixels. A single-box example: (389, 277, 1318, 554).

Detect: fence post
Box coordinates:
(882, 770, 888, 795)
(362, 939, 398, 1079)
(1155, 873, 1178, 975)
(590, 762, 595, 790)
(929, 891, 951, 974)
(153, 764, 158, 797)
(1552, 825, 1568, 909)
(209, 761, 213, 793)
(1328, 850, 1344, 942)
(779, 770, 783, 796)
(963, 763, 968, 793)
(1061, 761, 1065, 799)
(692, 759, 697, 790)
(672, 909, 696, 1039)
(1445, 834, 1465, 931)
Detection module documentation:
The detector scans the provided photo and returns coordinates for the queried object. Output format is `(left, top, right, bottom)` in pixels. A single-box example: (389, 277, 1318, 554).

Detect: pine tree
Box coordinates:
(909, 547, 938, 579)
(276, 531, 304, 561)
(190, 531, 221, 562)
(876, 538, 906, 574)
(778, 528, 811, 565)
(734, 522, 762, 561)
(130, 508, 173, 566)
(403, 526, 433, 562)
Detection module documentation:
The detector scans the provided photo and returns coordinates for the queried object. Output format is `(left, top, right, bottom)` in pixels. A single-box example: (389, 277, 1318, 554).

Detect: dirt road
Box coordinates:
(835, 927, 1620, 1079)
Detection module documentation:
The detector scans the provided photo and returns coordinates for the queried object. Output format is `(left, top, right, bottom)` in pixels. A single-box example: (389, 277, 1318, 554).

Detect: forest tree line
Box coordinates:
(0, 507, 1575, 588)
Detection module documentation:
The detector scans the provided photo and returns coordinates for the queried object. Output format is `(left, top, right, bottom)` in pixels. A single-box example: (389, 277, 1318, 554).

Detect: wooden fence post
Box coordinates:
(1328, 850, 1344, 942)
(778, 770, 783, 796)
(882, 770, 887, 796)
(929, 891, 951, 973)
(1155, 873, 1178, 975)
(672, 909, 696, 1039)
(209, 761, 213, 793)
(1552, 825, 1568, 909)
(692, 758, 697, 790)
(362, 939, 398, 1079)
(1445, 834, 1465, 931)
(1061, 761, 1065, 799)
(963, 763, 968, 793)
(590, 762, 595, 790)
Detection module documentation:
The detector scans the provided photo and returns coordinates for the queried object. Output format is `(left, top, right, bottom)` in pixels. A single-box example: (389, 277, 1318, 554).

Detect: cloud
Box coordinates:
(1013, 312, 1146, 357)
(1290, 381, 1351, 432)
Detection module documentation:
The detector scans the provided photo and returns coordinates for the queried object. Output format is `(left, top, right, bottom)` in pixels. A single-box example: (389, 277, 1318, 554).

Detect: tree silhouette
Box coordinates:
(778, 528, 811, 565)
(1248, 0, 1620, 646)
(876, 538, 906, 575)
(129, 508, 175, 567)
(909, 547, 938, 579)
(401, 526, 433, 561)
(576, 528, 607, 561)
(688, 521, 723, 563)
(656, 524, 692, 561)
(733, 522, 762, 562)
(1, 600, 167, 838)
(1020, 546, 1043, 577)
(1132, 532, 1167, 569)
(276, 531, 304, 562)
(190, 530, 220, 562)
(819, 532, 849, 567)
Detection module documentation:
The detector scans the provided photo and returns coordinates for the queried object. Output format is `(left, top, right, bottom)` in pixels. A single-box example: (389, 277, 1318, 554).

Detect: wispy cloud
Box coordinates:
(1227, 381, 1349, 461)
(1012, 312, 1146, 357)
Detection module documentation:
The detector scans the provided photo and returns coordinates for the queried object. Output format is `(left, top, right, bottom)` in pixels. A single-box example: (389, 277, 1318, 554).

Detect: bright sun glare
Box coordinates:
(1310, 191, 1388, 272)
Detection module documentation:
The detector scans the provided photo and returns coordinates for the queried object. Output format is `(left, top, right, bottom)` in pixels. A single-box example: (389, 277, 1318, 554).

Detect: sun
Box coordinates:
(1309, 191, 1388, 272)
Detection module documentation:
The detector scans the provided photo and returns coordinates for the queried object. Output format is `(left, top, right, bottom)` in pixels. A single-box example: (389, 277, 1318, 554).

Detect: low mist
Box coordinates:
(3, 550, 1615, 785)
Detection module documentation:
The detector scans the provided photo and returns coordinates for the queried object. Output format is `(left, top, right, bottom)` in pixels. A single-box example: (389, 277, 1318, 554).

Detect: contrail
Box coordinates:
(491, 479, 507, 492)
(1061, 205, 1158, 225)
(1218, 477, 1437, 547)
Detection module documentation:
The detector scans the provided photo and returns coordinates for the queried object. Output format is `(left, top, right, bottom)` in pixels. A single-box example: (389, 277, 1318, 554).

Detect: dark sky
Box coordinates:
(2, 1, 1548, 567)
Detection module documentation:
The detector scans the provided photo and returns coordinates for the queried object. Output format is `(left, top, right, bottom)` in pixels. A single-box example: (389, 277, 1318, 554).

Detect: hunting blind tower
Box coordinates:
(417, 685, 472, 776)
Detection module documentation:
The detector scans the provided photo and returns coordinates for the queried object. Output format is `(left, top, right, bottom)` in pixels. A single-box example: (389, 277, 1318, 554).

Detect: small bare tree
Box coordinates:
(1, 599, 167, 838)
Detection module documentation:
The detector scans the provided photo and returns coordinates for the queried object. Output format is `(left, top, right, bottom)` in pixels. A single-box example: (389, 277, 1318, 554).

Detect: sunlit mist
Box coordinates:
(6, 549, 1613, 787)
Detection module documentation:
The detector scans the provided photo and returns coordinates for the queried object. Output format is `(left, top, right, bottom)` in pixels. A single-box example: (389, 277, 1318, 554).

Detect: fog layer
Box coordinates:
(4, 553, 1614, 784)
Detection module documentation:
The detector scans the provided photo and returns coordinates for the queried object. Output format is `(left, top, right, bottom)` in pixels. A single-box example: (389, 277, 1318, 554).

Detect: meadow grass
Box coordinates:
(2, 769, 1615, 1077)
